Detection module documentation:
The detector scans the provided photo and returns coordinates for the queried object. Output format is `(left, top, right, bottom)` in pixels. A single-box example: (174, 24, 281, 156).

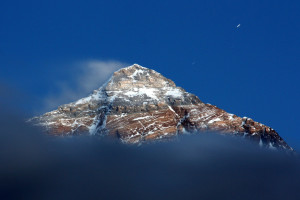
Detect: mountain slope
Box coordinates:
(31, 64, 292, 151)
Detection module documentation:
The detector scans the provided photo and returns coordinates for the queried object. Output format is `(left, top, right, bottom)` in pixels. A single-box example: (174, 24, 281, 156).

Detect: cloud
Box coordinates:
(43, 60, 128, 112)
(0, 106, 299, 200)
(0, 109, 299, 200)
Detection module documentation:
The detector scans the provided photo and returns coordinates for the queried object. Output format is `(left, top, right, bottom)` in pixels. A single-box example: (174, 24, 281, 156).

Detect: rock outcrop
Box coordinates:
(30, 64, 292, 151)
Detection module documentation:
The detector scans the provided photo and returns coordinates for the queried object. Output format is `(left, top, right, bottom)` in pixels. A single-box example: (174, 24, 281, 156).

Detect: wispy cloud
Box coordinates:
(43, 60, 128, 112)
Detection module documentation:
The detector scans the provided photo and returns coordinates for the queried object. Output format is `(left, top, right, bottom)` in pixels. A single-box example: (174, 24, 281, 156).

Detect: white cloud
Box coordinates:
(43, 60, 128, 112)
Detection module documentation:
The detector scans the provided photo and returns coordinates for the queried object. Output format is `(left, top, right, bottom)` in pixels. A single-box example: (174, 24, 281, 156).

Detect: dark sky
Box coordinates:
(0, 0, 299, 150)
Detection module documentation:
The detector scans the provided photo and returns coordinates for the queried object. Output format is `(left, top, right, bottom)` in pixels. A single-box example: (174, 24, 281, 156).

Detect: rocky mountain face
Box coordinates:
(31, 64, 292, 151)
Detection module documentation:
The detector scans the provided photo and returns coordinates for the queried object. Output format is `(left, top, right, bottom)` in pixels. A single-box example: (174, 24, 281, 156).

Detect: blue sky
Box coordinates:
(0, 0, 299, 150)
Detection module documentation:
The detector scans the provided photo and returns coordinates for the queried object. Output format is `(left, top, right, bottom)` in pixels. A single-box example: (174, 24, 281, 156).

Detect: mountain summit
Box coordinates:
(31, 64, 292, 151)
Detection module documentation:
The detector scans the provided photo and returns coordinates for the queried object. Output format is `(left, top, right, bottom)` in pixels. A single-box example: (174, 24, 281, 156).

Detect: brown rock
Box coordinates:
(29, 64, 293, 152)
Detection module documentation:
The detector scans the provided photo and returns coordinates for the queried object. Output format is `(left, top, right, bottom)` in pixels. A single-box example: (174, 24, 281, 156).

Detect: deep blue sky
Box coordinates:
(0, 0, 299, 150)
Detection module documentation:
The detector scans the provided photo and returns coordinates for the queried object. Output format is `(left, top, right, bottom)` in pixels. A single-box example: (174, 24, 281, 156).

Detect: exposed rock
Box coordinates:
(30, 64, 293, 151)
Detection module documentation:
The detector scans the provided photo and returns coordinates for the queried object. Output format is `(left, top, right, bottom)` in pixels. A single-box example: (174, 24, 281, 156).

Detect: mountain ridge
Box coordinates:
(30, 64, 293, 151)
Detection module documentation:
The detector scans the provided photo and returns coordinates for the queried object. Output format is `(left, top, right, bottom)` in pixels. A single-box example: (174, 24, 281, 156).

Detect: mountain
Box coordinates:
(30, 64, 292, 151)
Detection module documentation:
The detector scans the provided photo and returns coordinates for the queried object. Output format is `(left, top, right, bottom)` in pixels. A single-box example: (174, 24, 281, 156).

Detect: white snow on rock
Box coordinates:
(129, 69, 147, 81)
(89, 116, 98, 135)
(124, 87, 159, 100)
(165, 88, 183, 98)
(208, 118, 222, 124)
(133, 116, 152, 121)
(74, 88, 105, 105)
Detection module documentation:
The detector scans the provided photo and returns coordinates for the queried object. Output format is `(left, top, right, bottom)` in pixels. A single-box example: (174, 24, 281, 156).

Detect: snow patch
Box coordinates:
(208, 117, 222, 124)
(124, 87, 159, 100)
(133, 116, 151, 121)
(168, 105, 179, 117)
(74, 89, 105, 105)
(129, 69, 147, 81)
(89, 116, 99, 135)
(165, 88, 183, 98)
(228, 114, 234, 121)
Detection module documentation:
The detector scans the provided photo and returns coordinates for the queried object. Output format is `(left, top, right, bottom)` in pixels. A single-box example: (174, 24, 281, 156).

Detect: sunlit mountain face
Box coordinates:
(30, 64, 292, 152)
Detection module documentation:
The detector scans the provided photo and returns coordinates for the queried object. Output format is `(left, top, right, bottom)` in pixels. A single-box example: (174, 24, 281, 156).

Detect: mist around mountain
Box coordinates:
(1, 108, 300, 200)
